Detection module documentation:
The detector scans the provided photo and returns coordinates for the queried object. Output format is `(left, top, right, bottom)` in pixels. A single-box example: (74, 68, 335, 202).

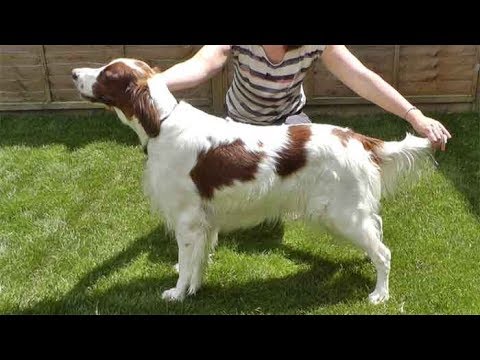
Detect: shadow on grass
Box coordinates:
(18, 222, 372, 315)
(0, 112, 139, 151)
(432, 114, 480, 218)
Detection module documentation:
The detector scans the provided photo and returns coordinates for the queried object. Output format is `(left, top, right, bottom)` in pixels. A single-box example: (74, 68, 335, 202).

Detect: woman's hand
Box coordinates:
(408, 112, 452, 151)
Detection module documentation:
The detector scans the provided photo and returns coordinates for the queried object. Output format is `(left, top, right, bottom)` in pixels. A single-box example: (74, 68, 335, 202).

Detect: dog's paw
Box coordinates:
(173, 263, 179, 273)
(368, 290, 389, 305)
(162, 288, 185, 302)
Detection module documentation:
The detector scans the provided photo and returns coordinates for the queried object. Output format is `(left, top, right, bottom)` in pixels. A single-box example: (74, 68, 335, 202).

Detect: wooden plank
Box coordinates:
(0, 45, 42, 54)
(0, 53, 42, 66)
(398, 80, 473, 96)
(125, 45, 200, 60)
(399, 58, 476, 79)
(44, 51, 123, 64)
(0, 79, 45, 92)
(302, 67, 316, 97)
(0, 91, 46, 102)
(51, 89, 85, 102)
(309, 50, 395, 97)
(398, 46, 477, 98)
(400, 54, 476, 68)
(393, 45, 400, 89)
(211, 72, 225, 116)
(347, 45, 395, 83)
(308, 95, 473, 105)
(0, 65, 44, 79)
(399, 64, 475, 82)
(398, 46, 477, 99)
(0, 44, 47, 102)
(44, 45, 123, 53)
(40, 45, 51, 102)
(400, 45, 477, 56)
(304, 102, 474, 118)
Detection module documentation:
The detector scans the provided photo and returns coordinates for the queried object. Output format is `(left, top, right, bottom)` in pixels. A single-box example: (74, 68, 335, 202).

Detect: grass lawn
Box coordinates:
(0, 110, 478, 315)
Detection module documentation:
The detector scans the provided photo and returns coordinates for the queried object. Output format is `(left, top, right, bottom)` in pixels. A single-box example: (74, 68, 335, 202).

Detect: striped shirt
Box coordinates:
(226, 45, 326, 125)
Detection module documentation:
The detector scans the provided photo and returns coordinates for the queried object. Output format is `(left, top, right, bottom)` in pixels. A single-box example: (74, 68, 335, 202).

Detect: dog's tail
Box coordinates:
(374, 133, 435, 198)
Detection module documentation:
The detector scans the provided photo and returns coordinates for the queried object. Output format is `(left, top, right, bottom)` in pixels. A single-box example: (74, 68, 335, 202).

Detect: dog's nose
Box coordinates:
(72, 70, 78, 81)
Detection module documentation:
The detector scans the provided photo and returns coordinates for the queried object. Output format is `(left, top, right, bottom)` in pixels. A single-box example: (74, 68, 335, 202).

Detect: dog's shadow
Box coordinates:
(19, 222, 373, 315)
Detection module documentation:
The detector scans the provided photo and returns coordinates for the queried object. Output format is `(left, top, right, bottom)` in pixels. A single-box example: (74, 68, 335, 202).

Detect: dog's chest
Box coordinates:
(142, 141, 200, 213)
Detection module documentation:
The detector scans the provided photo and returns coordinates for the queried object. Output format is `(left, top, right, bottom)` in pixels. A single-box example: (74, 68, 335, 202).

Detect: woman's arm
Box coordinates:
(321, 45, 452, 150)
(157, 45, 231, 92)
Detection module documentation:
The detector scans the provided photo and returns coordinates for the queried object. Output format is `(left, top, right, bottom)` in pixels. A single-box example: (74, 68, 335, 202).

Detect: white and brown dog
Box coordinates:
(72, 58, 434, 304)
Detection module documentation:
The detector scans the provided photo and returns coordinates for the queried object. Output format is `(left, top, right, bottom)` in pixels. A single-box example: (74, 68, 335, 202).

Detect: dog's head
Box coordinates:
(72, 58, 176, 148)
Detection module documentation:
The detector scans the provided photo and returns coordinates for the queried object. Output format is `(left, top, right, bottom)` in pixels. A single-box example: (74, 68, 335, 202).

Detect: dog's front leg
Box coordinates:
(173, 228, 218, 273)
(162, 213, 209, 302)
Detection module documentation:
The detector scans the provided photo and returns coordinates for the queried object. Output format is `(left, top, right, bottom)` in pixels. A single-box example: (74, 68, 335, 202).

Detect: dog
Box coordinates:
(72, 58, 434, 304)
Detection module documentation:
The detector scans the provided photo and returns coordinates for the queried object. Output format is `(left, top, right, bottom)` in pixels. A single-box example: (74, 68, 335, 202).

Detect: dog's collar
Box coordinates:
(143, 102, 178, 156)
(159, 101, 179, 122)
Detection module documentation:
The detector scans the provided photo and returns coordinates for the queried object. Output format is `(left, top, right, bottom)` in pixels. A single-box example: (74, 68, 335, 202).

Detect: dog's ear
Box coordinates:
(105, 70, 121, 80)
(128, 80, 160, 137)
(152, 66, 162, 73)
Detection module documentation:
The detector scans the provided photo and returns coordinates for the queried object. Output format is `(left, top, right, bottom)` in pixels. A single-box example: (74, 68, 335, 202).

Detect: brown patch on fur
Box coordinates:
(190, 139, 265, 199)
(129, 81, 161, 137)
(332, 128, 384, 165)
(275, 125, 312, 177)
(92, 61, 160, 137)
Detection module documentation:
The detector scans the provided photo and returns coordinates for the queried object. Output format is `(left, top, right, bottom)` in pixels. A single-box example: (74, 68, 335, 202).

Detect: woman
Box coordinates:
(158, 45, 451, 150)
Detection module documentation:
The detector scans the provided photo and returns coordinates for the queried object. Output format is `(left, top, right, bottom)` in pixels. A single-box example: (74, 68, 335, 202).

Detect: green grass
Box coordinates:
(0, 110, 479, 315)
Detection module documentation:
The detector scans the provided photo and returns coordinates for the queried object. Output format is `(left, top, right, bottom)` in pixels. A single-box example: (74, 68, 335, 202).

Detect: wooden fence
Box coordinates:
(1, 45, 479, 115)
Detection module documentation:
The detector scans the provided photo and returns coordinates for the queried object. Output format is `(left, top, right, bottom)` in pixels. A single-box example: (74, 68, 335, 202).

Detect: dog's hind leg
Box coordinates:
(326, 207, 391, 304)
(162, 212, 209, 302)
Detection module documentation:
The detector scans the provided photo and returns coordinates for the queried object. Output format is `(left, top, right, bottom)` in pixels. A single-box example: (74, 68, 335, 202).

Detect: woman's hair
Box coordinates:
(284, 45, 303, 51)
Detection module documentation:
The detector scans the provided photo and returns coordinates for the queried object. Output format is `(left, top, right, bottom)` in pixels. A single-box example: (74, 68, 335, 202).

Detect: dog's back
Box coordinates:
(145, 101, 433, 232)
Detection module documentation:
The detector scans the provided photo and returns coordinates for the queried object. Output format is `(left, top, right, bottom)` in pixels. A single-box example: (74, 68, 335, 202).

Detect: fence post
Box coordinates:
(39, 45, 52, 103)
(211, 69, 226, 116)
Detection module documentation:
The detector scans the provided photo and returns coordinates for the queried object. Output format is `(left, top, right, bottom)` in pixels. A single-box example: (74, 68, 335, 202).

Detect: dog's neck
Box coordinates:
(147, 74, 178, 121)
(139, 75, 179, 156)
